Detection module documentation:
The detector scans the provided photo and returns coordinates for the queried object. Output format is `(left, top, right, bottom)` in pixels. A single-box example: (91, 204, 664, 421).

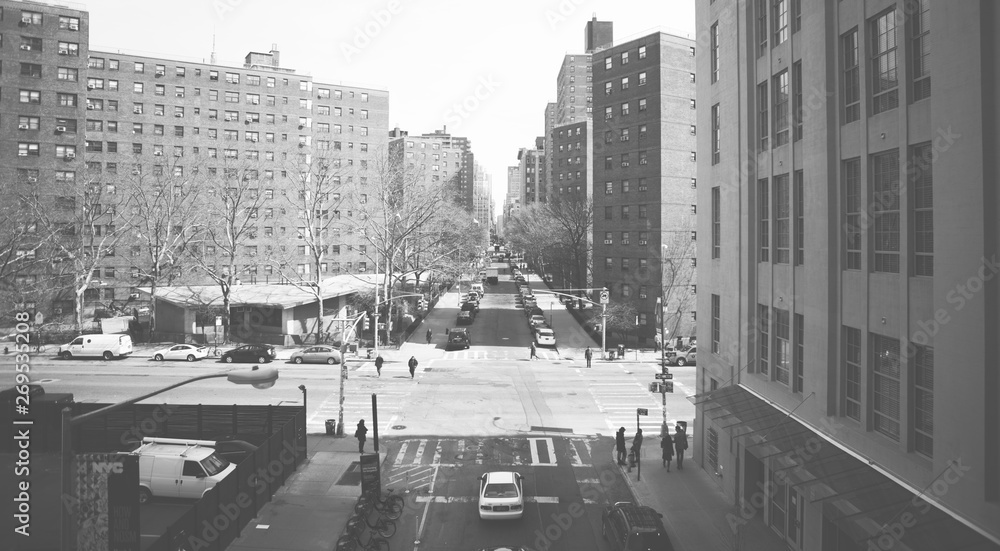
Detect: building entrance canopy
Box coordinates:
(693, 385, 999, 551)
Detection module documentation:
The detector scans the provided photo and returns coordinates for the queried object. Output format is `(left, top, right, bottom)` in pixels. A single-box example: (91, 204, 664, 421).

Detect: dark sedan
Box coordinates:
(220, 344, 276, 363)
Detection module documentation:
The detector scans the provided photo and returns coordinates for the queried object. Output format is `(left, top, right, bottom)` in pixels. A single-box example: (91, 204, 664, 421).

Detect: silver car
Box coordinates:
(289, 345, 342, 365)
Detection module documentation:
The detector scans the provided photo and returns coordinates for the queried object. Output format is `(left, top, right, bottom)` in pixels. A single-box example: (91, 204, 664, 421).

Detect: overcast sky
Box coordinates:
(82, 0, 696, 215)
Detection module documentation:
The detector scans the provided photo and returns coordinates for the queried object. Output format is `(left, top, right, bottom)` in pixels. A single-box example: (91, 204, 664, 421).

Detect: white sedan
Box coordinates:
(534, 328, 556, 347)
(478, 471, 524, 520)
(152, 344, 209, 362)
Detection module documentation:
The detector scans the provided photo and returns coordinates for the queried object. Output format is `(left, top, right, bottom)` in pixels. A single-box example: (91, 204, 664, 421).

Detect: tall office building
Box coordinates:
(592, 32, 698, 344)
(1, 0, 388, 319)
(695, 1, 1000, 549)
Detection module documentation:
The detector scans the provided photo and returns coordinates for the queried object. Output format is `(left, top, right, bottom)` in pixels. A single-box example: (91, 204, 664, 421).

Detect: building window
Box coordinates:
(712, 187, 721, 259)
(912, 0, 931, 101)
(843, 158, 862, 270)
(772, 0, 788, 46)
(794, 170, 804, 265)
(621, 77, 630, 90)
(621, 102, 630, 116)
(20, 90, 41, 104)
(638, 45, 647, 59)
(621, 206, 630, 219)
(605, 181, 613, 195)
(774, 308, 790, 385)
(711, 22, 720, 83)
(605, 257, 613, 270)
(792, 61, 803, 141)
(758, 305, 769, 375)
(872, 333, 901, 441)
(638, 98, 647, 111)
(913, 345, 934, 458)
(711, 295, 720, 354)
(758, 81, 769, 150)
(605, 56, 613, 70)
(711, 103, 721, 164)
(757, 0, 768, 56)
(21, 63, 43, 78)
(638, 205, 647, 219)
(843, 28, 861, 123)
(843, 326, 862, 421)
(911, 143, 933, 276)
(872, 149, 900, 273)
(773, 173, 790, 264)
(621, 232, 630, 246)
(773, 70, 789, 146)
(870, 9, 899, 114)
(793, 313, 804, 392)
(758, 178, 769, 262)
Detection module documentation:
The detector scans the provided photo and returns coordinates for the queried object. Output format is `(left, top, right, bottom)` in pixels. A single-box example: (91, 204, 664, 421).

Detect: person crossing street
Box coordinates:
(584, 347, 593, 368)
(408, 355, 418, 378)
(426, 328, 433, 344)
(374, 355, 384, 377)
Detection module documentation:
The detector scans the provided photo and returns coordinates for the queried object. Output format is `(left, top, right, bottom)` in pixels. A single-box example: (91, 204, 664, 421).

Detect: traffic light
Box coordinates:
(362, 311, 370, 331)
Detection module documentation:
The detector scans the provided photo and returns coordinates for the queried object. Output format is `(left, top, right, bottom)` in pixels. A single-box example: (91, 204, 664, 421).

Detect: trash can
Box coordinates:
(617, 343, 625, 357)
(607, 348, 616, 360)
(366, 348, 373, 359)
(325, 419, 336, 435)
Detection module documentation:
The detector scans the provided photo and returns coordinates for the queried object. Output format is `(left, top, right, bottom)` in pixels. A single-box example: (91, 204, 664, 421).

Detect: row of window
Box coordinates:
(599, 151, 656, 170)
(13, 36, 80, 54)
(754, 171, 805, 266)
(601, 71, 651, 95)
(12, 11, 81, 29)
(602, 97, 651, 119)
(755, 63, 804, 150)
(754, 0, 803, 57)
(87, 58, 373, 102)
(602, 44, 656, 71)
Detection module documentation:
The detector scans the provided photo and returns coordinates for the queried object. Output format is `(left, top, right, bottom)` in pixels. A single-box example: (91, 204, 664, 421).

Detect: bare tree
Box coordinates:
(123, 158, 206, 339)
(186, 160, 269, 342)
(658, 232, 697, 345)
(270, 152, 347, 343)
(0, 192, 59, 311)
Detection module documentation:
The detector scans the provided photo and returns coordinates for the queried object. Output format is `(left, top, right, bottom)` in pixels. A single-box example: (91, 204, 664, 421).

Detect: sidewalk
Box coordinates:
(225, 433, 368, 551)
(621, 438, 787, 551)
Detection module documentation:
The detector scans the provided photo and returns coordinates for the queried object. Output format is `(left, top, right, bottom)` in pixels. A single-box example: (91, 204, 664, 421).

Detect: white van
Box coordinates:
(130, 437, 236, 503)
(59, 333, 133, 360)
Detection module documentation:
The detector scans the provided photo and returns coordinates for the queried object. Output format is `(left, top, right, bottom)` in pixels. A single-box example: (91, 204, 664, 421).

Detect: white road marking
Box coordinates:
(394, 441, 409, 466)
(414, 496, 599, 504)
(432, 440, 442, 464)
(529, 437, 557, 465)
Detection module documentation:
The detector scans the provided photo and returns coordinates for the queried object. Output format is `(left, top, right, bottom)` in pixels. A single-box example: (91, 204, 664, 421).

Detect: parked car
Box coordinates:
(534, 327, 556, 347)
(471, 283, 485, 297)
(666, 346, 697, 366)
(601, 501, 671, 550)
(478, 471, 524, 520)
(289, 345, 341, 365)
(529, 314, 547, 328)
(58, 334, 133, 360)
(446, 328, 472, 350)
(457, 310, 475, 325)
(152, 344, 208, 362)
(220, 344, 276, 363)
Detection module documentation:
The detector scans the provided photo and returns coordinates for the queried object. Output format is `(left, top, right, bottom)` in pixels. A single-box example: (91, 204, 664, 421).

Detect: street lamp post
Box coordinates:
(60, 366, 279, 551)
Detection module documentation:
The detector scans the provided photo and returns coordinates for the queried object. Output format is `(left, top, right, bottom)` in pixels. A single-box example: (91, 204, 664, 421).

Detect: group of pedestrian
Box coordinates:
(616, 425, 687, 472)
(372, 354, 418, 378)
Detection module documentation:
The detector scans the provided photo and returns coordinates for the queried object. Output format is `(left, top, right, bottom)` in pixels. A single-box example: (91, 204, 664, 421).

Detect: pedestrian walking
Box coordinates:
(654, 333, 662, 352)
(408, 356, 418, 378)
(584, 347, 593, 368)
(674, 425, 688, 469)
(615, 427, 627, 466)
(661, 432, 674, 471)
(374, 355, 384, 377)
(530, 341, 538, 360)
(426, 328, 433, 344)
(355, 420, 368, 454)
(630, 429, 644, 470)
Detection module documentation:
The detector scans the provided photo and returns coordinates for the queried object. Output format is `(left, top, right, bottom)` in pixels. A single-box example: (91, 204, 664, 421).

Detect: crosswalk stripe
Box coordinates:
(528, 437, 556, 465)
(432, 440, 442, 464)
(394, 441, 409, 466)
(414, 496, 600, 505)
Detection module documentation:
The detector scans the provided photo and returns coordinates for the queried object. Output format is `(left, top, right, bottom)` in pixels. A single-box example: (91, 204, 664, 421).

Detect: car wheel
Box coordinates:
(676, 357, 687, 366)
(294, 357, 303, 364)
(60, 351, 72, 360)
(138, 487, 152, 505)
(154, 354, 164, 361)
(103, 351, 114, 361)
(257, 356, 267, 363)
(224, 356, 234, 363)
(326, 357, 336, 365)
(186, 355, 196, 362)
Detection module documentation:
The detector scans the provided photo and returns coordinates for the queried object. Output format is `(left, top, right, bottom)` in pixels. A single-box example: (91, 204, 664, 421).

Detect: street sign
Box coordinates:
(600, 290, 609, 304)
(637, 408, 648, 416)
(655, 373, 673, 380)
(648, 383, 660, 393)
(662, 382, 674, 393)
(215, 316, 222, 326)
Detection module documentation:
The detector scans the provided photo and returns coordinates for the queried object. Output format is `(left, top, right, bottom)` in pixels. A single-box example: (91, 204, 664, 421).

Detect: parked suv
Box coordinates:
(446, 328, 472, 350)
(220, 344, 277, 363)
(601, 501, 671, 550)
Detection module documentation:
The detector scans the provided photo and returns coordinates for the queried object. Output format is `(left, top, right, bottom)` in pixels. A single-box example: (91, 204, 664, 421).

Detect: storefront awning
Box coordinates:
(694, 385, 1000, 550)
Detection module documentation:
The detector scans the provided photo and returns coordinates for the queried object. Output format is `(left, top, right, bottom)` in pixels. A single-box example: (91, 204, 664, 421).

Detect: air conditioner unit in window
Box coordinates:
(87, 85, 95, 90)
(176, 92, 184, 97)
(87, 105, 95, 110)
(55, 126, 67, 133)
(54, 308, 63, 315)
(174, 152, 182, 157)
(155, 71, 164, 77)
(251, 99, 259, 104)
(174, 113, 183, 117)
(64, 152, 76, 159)
(19, 19, 30, 26)
(18, 124, 30, 130)
(27, 177, 38, 183)
(58, 50, 70, 55)
(153, 151, 162, 156)
(129, 293, 140, 299)
(603, 239, 613, 245)
(20, 44, 32, 50)
(133, 108, 142, 114)
(209, 115, 217, 119)
(638, 240, 648, 246)
(69, 22, 79, 30)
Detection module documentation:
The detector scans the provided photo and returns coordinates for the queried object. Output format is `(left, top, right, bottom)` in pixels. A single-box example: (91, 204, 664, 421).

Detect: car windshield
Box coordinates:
(200, 453, 231, 476)
(483, 482, 518, 498)
(538, 329, 554, 336)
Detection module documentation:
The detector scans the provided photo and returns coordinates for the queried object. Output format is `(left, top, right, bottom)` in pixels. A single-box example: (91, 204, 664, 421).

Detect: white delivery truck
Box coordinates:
(59, 333, 133, 360)
(130, 437, 237, 503)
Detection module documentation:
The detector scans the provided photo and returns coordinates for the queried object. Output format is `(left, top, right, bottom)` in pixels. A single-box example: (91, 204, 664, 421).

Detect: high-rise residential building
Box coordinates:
(695, 1, 1000, 549)
(592, 32, 698, 345)
(412, 128, 474, 212)
(551, 120, 591, 201)
(504, 164, 522, 229)
(543, 102, 556, 202)
(1, 0, 388, 320)
(518, 137, 546, 206)
(472, 162, 493, 230)
(556, 53, 593, 125)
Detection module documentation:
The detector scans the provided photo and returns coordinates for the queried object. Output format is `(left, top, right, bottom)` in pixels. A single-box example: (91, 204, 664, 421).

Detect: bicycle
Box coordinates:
(355, 491, 402, 523)
(336, 519, 389, 551)
(362, 487, 404, 518)
(350, 507, 396, 538)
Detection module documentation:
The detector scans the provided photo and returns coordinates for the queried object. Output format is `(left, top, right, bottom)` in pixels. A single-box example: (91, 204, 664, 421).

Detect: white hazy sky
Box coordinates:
(81, 0, 696, 215)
